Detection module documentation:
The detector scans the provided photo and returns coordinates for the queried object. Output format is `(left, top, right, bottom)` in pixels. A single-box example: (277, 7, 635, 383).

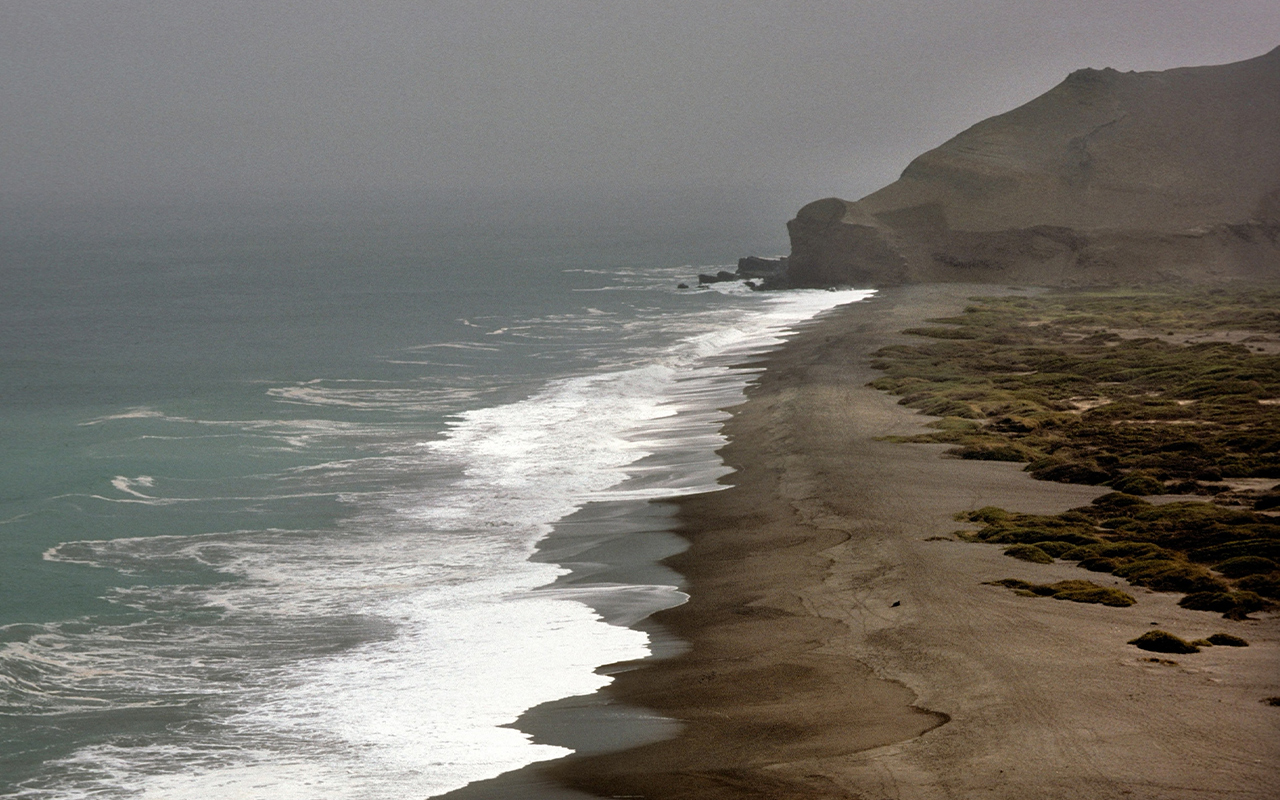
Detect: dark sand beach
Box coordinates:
(551, 284, 1280, 799)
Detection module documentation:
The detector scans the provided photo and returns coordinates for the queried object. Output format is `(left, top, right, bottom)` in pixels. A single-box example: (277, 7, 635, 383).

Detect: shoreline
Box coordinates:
(437, 497, 689, 800)
(437, 290, 871, 800)
(549, 284, 1280, 799)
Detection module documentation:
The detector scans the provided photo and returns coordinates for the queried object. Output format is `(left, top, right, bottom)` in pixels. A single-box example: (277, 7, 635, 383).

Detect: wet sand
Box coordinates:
(550, 284, 1280, 799)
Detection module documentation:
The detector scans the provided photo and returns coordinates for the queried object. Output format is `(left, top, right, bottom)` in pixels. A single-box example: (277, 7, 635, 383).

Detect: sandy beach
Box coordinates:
(552, 284, 1280, 799)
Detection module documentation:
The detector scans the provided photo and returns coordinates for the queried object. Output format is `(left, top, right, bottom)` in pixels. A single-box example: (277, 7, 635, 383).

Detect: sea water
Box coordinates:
(0, 195, 869, 798)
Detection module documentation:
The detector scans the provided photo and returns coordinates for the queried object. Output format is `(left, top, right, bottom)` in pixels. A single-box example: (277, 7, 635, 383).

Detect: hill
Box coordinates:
(783, 47, 1280, 287)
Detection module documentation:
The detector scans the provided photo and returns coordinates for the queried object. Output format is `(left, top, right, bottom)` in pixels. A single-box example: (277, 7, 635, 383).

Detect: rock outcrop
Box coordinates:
(783, 46, 1280, 287)
(736, 256, 788, 279)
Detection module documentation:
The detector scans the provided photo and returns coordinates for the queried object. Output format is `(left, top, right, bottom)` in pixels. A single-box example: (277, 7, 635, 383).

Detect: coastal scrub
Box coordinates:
(875, 289, 1280, 617)
(1129, 630, 1200, 654)
(987, 578, 1136, 607)
(958, 493, 1278, 616)
(870, 289, 1280, 490)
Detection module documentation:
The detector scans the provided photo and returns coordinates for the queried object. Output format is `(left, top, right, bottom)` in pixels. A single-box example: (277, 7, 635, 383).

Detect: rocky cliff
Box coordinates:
(784, 46, 1280, 287)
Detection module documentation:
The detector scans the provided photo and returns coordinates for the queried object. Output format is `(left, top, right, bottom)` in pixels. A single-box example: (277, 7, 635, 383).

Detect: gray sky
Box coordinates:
(2, 1, 1278, 211)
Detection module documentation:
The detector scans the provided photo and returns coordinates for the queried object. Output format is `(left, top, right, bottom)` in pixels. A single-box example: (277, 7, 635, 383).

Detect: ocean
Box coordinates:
(0, 194, 869, 798)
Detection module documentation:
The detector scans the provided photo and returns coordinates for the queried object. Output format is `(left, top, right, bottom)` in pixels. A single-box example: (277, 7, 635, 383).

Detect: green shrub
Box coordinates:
(1179, 590, 1268, 616)
(1100, 516, 1139, 529)
(988, 578, 1136, 606)
(989, 578, 1033, 590)
(1098, 541, 1166, 559)
(988, 578, 1054, 596)
(1109, 472, 1166, 496)
(992, 415, 1041, 432)
(1004, 544, 1054, 564)
(916, 397, 982, 418)
(1206, 633, 1249, 647)
(980, 524, 1099, 546)
(1092, 493, 1152, 511)
(1046, 581, 1136, 607)
(966, 506, 1011, 524)
(1079, 556, 1120, 573)
(928, 416, 984, 431)
(1033, 541, 1078, 558)
(1237, 573, 1280, 598)
(1061, 544, 1101, 561)
(1178, 592, 1237, 612)
(1129, 630, 1199, 654)
(1214, 556, 1279, 578)
(1113, 559, 1226, 593)
(1031, 461, 1114, 485)
(1193, 539, 1280, 563)
(953, 444, 1030, 461)
(986, 528, 1088, 546)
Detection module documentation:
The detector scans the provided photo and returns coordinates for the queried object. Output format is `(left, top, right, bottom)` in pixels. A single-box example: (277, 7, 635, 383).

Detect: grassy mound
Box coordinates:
(988, 578, 1136, 607)
(1128, 630, 1200, 654)
(1003, 544, 1053, 564)
(1238, 573, 1280, 598)
(1215, 556, 1278, 578)
(1206, 633, 1249, 647)
(1178, 590, 1268, 618)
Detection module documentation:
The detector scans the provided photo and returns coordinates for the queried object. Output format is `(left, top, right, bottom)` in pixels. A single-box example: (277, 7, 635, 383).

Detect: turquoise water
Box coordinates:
(0, 195, 858, 797)
(2, 198, 772, 616)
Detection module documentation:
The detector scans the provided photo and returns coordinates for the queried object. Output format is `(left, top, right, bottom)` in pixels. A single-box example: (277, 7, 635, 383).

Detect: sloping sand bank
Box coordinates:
(552, 284, 1280, 799)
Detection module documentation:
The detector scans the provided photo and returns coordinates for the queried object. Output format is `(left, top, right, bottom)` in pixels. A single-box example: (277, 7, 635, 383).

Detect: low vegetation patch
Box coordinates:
(1215, 556, 1278, 577)
(1003, 544, 1054, 564)
(987, 578, 1136, 607)
(1129, 630, 1200, 654)
(872, 289, 1280, 619)
(957, 493, 1279, 617)
(1206, 632, 1249, 647)
(1178, 590, 1268, 617)
(873, 289, 1280, 491)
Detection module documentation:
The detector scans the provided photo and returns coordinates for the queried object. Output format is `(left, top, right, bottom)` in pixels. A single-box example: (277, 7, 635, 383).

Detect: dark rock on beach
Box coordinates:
(736, 256, 788, 278)
(697, 270, 739, 285)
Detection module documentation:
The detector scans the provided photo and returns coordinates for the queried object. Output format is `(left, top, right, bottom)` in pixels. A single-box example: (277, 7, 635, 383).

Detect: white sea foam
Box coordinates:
(79, 406, 169, 425)
(265, 384, 486, 412)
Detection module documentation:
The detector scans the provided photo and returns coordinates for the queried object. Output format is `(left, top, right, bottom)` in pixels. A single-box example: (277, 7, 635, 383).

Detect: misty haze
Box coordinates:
(2, 4, 1278, 799)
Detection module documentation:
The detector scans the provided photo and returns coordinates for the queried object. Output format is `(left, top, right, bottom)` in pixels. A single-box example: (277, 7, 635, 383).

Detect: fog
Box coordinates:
(3, 1, 1277, 215)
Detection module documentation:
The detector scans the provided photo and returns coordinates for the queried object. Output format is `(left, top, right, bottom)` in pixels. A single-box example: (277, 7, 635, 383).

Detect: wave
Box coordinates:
(265, 383, 487, 412)
(79, 407, 169, 426)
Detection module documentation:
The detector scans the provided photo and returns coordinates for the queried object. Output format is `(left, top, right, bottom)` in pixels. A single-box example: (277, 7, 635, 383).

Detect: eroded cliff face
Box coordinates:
(784, 46, 1280, 288)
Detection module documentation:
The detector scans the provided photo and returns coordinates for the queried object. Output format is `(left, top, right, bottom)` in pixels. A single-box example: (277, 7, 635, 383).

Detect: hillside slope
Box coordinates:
(784, 46, 1280, 287)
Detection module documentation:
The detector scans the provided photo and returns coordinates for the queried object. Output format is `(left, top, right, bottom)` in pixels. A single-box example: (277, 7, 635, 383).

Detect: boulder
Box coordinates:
(736, 256, 788, 278)
(697, 270, 739, 285)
